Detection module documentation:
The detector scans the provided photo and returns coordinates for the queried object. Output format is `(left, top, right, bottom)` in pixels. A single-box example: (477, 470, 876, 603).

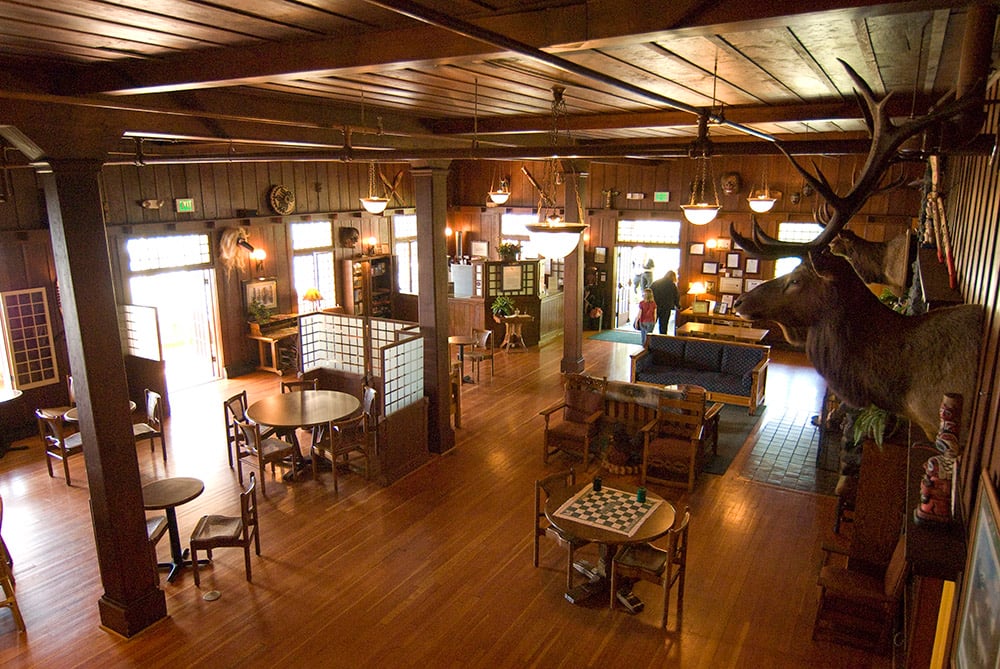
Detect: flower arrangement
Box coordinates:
(497, 241, 521, 261)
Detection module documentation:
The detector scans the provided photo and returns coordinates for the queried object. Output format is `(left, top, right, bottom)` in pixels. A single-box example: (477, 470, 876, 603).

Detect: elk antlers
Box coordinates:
(733, 59, 984, 259)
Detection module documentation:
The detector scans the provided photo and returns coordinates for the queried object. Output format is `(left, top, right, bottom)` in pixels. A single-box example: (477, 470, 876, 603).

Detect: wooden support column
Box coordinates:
(560, 168, 586, 374)
(42, 159, 167, 636)
(412, 163, 455, 454)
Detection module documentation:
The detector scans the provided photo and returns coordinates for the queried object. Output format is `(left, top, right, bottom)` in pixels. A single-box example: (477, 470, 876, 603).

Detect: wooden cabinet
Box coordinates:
(338, 254, 394, 318)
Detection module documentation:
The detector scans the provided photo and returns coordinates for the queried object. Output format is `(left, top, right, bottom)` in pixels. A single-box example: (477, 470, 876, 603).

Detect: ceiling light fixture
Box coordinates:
(747, 166, 777, 213)
(360, 161, 390, 214)
(681, 52, 723, 226)
(526, 85, 587, 258)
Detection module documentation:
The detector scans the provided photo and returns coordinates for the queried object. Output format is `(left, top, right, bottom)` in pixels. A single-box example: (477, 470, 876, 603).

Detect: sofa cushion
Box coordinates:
(565, 387, 603, 424)
(721, 346, 765, 376)
(649, 336, 686, 367)
(683, 339, 724, 371)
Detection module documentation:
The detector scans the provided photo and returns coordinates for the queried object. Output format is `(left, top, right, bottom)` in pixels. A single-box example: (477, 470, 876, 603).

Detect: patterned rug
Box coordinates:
(738, 408, 841, 495)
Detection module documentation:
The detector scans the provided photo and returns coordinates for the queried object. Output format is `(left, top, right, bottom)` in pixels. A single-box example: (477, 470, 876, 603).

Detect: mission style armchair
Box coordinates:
(539, 374, 607, 470)
(640, 387, 721, 491)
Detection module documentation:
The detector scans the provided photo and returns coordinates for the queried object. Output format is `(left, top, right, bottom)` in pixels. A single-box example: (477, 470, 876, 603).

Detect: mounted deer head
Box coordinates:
(731, 60, 985, 444)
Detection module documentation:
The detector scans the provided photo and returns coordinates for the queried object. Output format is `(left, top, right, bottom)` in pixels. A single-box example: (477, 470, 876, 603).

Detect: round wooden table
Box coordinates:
(142, 476, 205, 582)
(545, 481, 676, 607)
(63, 401, 137, 422)
(247, 390, 361, 478)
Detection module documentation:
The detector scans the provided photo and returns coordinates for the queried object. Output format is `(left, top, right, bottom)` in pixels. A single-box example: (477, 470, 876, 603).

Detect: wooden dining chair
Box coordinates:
(310, 387, 376, 491)
(233, 419, 298, 496)
(610, 505, 691, 629)
(35, 407, 84, 485)
(280, 379, 318, 393)
(146, 515, 168, 585)
(223, 391, 249, 469)
(190, 472, 261, 587)
(0, 496, 24, 632)
(466, 328, 495, 382)
(133, 389, 166, 462)
(0, 495, 13, 585)
(533, 468, 591, 589)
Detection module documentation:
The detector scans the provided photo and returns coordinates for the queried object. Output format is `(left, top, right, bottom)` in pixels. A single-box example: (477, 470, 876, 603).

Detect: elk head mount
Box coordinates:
(731, 59, 986, 444)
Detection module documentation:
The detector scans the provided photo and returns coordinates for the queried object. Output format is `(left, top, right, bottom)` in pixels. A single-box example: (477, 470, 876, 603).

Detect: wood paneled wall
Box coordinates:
(943, 79, 1000, 519)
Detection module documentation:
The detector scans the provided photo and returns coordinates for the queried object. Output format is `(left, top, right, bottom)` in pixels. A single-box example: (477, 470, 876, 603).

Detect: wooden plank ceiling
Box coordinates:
(0, 0, 994, 165)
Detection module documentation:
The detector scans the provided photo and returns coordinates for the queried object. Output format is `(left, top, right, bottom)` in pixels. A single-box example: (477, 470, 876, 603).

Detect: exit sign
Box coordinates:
(175, 198, 195, 213)
(653, 191, 670, 203)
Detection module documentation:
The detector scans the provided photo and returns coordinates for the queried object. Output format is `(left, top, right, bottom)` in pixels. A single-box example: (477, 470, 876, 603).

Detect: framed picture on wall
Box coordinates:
(744, 278, 764, 292)
(689, 243, 705, 256)
(594, 246, 607, 264)
(727, 252, 741, 268)
(719, 276, 743, 294)
(244, 277, 278, 310)
(745, 258, 759, 274)
(716, 238, 732, 250)
(702, 261, 718, 275)
(471, 240, 489, 258)
(721, 294, 735, 309)
(953, 470, 1000, 669)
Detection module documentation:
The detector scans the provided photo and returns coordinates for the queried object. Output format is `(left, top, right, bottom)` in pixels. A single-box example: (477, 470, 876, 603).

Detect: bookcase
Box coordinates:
(338, 254, 394, 318)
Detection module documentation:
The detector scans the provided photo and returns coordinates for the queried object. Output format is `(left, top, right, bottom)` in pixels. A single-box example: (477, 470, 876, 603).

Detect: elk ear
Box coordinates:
(810, 247, 855, 280)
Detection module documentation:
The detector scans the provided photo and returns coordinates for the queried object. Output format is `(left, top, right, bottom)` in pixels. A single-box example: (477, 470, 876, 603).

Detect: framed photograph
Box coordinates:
(954, 470, 1000, 669)
(745, 257, 760, 274)
(730, 269, 743, 278)
(689, 242, 705, 256)
(716, 237, 732, 250)
(702, 261, 718, 275)
(244, 277, 278, 310)
(744, 278, 764, 292)
(692, 300, 710, 314)
(705, 281, 716, 295)
(721, 294, 735, 309)
(594, 246, 607, 264)
(727, 252, 741, 268)
(714, 301, 729, 315)
(719, 276, 743, 294)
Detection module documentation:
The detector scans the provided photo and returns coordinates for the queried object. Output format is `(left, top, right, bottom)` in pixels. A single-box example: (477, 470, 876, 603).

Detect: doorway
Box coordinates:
(129, 269, 221, 390)
(613, 245, 681, 329)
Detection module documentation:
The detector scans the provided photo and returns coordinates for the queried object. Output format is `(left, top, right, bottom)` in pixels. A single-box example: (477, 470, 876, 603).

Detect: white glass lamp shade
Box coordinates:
(525, 221, 587, 258)
(360, 196, 389, 214)
(488, 189, 510, 204)
(680, 203, 721, 225)
(747, 194, 777, 213)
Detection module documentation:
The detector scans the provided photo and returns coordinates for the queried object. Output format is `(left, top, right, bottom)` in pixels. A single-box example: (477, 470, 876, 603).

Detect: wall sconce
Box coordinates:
(250, 248, 267, 273)
(365, 236, 378, 255)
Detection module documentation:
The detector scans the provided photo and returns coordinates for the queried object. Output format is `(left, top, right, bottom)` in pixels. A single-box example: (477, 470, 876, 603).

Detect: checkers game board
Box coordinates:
(554, 486, 662, 537)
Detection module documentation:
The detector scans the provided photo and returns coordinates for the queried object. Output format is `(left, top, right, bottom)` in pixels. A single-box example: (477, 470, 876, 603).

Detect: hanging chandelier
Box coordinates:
(680, 113, 721, 225)
(747, 166, 777, 213)
(526, 85, 587, 258)
(360, 160, 389, 214)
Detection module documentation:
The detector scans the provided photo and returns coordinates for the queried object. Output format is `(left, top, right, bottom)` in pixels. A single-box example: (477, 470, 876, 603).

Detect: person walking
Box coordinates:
(636, 288, 657, 344)
(650, 270, 681, 334)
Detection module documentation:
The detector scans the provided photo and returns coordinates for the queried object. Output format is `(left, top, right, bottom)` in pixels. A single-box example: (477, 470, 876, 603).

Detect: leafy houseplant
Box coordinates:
(497, 241, 521, 262)
(852, 404, 904, 448)
(247, 298, 273, 335)
(491, 295, 515, 322)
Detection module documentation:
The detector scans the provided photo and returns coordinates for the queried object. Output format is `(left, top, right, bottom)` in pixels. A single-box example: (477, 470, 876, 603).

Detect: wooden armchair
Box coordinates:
(466, 328, 495, 382)
(813, 533, 908, 651)
(132, 389, 166, 462)
(640, 388, 719, 491)
(539, 374, 607, 470)
(35, 408, 84, 485)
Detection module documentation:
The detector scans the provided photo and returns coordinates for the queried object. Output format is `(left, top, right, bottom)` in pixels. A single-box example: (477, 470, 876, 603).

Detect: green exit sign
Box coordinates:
(175, 198, 195, 213)
(653, 191, 670, 203)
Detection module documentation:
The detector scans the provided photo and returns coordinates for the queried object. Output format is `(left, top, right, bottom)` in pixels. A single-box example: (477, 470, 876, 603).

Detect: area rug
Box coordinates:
(703, 404, 764, 475)
(588, 329, 642, 345)
(737, 408, 840, 496)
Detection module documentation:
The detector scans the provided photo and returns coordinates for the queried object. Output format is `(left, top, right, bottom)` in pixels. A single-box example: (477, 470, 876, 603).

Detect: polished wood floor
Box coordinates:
(0, 336, 892, 668)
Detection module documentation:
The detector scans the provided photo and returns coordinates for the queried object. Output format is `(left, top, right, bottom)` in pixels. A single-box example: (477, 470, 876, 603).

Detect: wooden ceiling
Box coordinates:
(0, 0, 996, 165)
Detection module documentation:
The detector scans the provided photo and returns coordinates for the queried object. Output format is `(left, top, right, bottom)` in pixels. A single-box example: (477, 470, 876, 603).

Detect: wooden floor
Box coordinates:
(0, 335, 892, 668)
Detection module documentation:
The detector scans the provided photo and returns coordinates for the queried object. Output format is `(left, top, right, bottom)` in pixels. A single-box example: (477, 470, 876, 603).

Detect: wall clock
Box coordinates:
(268, 185, 295, 215)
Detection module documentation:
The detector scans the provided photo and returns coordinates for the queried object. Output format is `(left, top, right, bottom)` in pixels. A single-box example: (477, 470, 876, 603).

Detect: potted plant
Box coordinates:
(247, 298, 273, 336)
(497, 241, 521, 262)
(852, 404, 904, 448)
(491, 295, 515, 323)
